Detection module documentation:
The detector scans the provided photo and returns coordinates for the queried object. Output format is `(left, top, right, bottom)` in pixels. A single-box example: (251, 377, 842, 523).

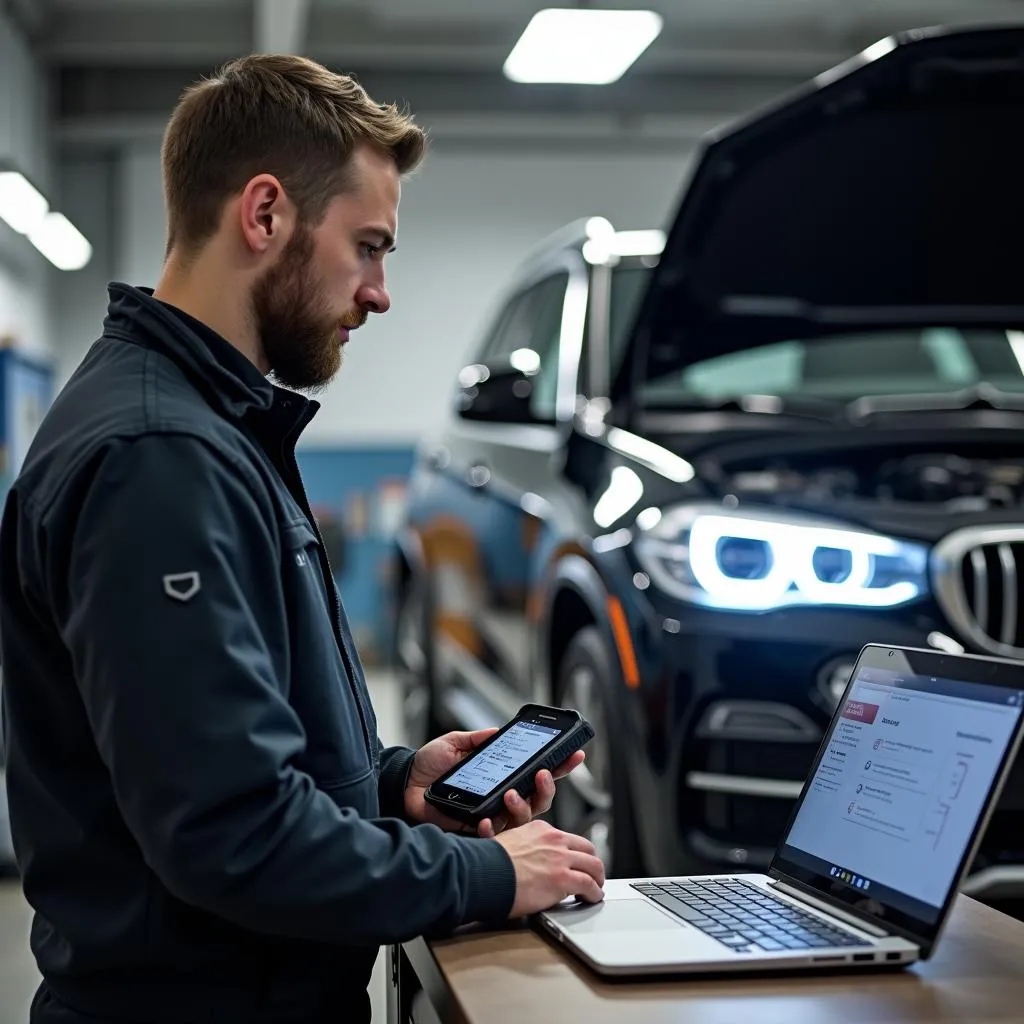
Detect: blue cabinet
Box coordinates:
(0, 348, 54, 495)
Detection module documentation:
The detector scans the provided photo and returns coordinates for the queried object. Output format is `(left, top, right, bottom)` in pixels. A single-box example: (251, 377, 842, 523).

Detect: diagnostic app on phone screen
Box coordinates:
(446, 721, 560, 796)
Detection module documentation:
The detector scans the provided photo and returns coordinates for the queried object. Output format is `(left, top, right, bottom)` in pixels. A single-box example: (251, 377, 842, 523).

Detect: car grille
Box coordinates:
(932, 526, 1024, 657)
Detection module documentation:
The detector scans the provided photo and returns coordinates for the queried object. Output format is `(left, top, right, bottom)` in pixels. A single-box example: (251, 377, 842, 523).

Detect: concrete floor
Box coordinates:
(0, 671, 404, 1024)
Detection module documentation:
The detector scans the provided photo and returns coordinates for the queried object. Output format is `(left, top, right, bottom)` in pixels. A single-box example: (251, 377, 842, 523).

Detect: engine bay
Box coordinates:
(720, 450, 1024, 511)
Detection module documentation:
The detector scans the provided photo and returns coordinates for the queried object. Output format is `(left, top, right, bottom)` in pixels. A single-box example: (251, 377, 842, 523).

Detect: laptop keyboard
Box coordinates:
(631, 878, 870, 954)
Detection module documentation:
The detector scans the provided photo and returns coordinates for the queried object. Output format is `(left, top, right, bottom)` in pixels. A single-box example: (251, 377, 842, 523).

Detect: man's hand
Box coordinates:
(497, 820, 605, 915)
(403, 728, 586, 837)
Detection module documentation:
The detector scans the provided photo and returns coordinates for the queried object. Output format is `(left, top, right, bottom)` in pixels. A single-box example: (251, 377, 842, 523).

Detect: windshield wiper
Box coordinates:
(847, 382, 1024, 422)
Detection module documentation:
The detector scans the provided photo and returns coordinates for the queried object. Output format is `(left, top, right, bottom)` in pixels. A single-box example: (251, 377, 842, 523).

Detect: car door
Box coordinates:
(429, 254, 589, 728)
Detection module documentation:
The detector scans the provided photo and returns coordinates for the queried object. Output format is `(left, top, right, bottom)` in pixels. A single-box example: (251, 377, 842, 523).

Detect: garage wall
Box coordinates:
(0, 9, 53, 359)
(112, 141, 694, 445)
(87, 137, 693, 657)
(52, 157, 119, 386)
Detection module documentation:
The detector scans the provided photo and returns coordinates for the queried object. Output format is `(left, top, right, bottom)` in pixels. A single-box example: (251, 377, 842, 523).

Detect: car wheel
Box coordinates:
(396, 578, 440, 748)
(554, 626, 644, 878)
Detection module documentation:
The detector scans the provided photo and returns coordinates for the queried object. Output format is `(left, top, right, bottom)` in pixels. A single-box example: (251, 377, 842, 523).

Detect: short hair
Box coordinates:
(161, 54, 427, 258)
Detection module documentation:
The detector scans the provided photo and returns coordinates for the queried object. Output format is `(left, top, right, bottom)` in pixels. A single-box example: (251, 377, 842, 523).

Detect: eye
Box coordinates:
(362, 242, 384, 260)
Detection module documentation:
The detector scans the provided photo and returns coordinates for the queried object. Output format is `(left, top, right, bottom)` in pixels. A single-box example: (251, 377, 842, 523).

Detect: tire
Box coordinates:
(395, 578, 442, 748)
(552, 626, 644, 878)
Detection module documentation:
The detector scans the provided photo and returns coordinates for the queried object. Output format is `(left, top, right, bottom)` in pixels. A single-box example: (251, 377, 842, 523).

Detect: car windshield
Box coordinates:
(609, 265, 1024, 403)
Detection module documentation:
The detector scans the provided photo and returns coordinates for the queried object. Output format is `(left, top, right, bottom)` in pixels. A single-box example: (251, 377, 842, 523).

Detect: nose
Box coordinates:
(356, 280, 391, 316)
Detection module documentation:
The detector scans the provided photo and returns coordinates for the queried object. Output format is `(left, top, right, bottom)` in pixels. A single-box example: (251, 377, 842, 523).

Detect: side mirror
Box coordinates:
(455, 354, 548, 425)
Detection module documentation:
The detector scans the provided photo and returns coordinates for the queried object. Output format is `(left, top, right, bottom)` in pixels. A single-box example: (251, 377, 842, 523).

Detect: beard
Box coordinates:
(251, 222, 363, 394)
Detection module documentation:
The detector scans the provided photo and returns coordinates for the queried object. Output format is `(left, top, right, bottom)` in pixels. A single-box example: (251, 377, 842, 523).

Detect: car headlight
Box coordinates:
(633, 504, 928, 611)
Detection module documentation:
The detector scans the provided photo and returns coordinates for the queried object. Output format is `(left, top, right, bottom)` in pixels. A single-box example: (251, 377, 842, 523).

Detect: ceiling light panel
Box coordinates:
(504, 9, 663, 85)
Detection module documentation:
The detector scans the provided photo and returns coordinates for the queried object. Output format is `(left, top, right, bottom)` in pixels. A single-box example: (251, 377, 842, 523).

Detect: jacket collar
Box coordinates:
(102, 282, 319, 439)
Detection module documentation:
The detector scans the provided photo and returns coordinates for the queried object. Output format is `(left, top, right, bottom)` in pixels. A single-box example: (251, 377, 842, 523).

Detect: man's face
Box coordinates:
(252, 144, 400, 393)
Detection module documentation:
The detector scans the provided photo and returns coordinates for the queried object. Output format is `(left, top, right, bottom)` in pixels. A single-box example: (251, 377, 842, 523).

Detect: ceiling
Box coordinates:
(9, 0, 1024, 152)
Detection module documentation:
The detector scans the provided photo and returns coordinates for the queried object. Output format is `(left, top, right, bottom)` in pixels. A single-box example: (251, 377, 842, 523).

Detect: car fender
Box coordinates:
(536, 551, 643, 750)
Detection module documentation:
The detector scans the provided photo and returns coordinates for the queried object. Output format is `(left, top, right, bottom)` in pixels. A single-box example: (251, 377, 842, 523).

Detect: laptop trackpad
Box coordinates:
(551, 899, 682, 934)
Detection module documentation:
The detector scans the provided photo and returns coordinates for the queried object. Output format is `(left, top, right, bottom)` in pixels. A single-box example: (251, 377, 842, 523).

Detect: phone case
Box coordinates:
(424, 705, 595, 825)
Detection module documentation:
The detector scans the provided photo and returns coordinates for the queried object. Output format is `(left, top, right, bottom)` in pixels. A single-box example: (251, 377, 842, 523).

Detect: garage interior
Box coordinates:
(4, 1, 1024, 1021)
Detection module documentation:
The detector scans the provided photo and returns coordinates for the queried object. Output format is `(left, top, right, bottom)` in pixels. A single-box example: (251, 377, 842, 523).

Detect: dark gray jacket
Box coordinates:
(0, 284, 515, 1023)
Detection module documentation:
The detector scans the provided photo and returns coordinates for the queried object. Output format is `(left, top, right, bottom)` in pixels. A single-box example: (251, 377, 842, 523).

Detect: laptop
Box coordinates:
(539, 643, 1024, 975)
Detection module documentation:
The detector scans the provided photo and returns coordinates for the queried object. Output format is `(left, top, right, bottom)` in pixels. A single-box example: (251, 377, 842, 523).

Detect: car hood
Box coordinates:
(612, 24, 1024, 401)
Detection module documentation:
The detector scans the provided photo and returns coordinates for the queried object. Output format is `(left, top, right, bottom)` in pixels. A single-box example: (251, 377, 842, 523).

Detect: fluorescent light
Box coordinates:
(0, 169, 93, 270)
(0, 171, 49, 234)
(27, 212, 93, 271)
(504, 9, 663, 85)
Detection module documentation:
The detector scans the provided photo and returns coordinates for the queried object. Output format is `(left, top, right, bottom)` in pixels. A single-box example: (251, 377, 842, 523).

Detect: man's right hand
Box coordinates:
(495, 820, 606, 916)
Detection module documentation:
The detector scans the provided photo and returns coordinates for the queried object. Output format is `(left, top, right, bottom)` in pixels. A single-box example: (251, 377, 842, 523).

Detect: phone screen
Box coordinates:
(445, 720, 563, 796)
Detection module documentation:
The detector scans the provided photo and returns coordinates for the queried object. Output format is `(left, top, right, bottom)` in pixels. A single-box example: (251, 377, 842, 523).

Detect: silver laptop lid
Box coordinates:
(770, 644, 1024, 956)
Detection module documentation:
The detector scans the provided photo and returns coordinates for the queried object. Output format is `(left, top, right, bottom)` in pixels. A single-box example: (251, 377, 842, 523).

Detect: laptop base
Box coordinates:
(538, 876, 920, 977)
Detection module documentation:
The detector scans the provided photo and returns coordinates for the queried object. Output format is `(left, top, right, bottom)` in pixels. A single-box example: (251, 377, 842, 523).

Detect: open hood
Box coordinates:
(613, 25, 1024, 402)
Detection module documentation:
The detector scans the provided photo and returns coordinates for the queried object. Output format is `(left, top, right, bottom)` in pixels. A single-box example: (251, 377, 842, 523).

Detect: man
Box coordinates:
(0, 55, 605, 1024)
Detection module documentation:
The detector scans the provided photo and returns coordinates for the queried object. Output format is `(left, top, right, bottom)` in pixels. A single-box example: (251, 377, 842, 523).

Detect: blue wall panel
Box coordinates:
(296, 446, 415, 664)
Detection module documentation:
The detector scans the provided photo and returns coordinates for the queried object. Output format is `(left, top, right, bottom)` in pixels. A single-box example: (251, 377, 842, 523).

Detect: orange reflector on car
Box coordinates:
(607, 597, 640, 689)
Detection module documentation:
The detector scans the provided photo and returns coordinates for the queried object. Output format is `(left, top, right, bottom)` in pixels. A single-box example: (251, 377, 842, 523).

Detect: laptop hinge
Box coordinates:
(771, 880, 890, 938)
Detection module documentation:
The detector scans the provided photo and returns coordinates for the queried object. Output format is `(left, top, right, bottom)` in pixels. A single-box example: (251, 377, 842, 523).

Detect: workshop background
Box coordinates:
(6, 0, 1020, 660)
(3, 2, 1024, 1021)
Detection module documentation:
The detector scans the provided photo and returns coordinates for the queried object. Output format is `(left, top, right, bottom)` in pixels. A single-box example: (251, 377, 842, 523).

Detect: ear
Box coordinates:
(238, 174, 294, 255)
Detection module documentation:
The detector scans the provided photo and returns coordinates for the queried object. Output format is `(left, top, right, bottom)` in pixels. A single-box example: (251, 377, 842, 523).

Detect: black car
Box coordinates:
(393, 25, 1024, 898)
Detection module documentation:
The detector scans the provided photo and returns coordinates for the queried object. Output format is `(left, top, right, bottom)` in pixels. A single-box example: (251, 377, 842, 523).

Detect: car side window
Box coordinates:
(476, 273, 569, 421)
(477, 299, 521, 362)
(517, 275, 570, 421)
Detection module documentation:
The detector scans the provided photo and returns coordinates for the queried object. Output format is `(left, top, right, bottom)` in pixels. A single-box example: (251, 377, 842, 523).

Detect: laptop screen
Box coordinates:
(772, 645, 1024, 944)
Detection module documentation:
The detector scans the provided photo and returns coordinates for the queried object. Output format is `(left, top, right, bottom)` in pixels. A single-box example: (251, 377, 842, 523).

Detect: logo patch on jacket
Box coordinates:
(163, 571, 201, 602)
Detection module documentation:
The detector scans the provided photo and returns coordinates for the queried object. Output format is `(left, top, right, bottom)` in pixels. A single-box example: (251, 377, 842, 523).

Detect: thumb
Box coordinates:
(477, 818, 496, 839)
(453, 727, 498, 752)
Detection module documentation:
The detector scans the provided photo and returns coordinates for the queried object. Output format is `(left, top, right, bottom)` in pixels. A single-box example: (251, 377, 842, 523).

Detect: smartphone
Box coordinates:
(424, 703, 594, 825)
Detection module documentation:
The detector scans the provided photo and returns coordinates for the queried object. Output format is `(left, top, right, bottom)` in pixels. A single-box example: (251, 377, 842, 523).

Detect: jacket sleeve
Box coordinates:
(49, 434, 516, 944)
(377, 742, 416, 821)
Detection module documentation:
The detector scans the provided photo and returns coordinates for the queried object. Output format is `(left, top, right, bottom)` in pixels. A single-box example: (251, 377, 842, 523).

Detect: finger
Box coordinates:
(568, 851, 607, 888)
(503, 789, 533, 828)
(529, 770, 556, 815)
(447, 728, 498, 753)
(483, 811, 510, 836)
(565, 869, 605, 905)
(562, 832, 598, 857)
(477, 818, 496, 839)
(551, 751, 586, 781)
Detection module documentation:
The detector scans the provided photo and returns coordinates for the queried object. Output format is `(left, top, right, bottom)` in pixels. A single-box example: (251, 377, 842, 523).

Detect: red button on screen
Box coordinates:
(840, 700, 880, 724)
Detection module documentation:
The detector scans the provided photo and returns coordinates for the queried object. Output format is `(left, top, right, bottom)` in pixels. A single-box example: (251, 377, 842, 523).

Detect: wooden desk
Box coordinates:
(388, 896, 1024, 1024)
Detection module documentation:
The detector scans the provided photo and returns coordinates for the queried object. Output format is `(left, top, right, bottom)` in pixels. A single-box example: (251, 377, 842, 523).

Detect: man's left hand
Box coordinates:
(403, 728, 586, 838)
